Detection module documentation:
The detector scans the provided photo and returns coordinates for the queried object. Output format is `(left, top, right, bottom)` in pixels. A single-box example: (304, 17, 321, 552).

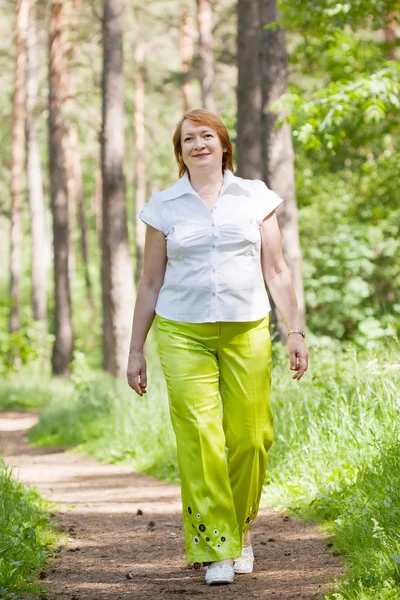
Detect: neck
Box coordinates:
(188, 167, 224, 193)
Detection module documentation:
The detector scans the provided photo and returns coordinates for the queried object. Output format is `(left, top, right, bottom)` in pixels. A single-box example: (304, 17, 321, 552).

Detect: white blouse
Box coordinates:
(138, 169, 284, 323)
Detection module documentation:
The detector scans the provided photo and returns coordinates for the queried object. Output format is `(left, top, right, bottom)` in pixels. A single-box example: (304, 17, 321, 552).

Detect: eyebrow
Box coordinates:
(182, 128, 213, 136)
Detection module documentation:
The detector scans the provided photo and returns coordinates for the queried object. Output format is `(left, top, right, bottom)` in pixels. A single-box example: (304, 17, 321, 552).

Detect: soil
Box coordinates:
(0, 411, 343, 600)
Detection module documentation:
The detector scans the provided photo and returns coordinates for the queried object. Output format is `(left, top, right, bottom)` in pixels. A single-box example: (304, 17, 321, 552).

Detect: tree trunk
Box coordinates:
(196, 0, 216, 112)
(93, 150, 103, 248)
(179, 4, 194, 112)
(260, 0, 306, 337)
(26, 0, 47, 325)
(49, 0, 74, 375)
(64, 0, 93, 307)
(101, 0, 135, 377)
(133, 8, 146, 286)
(236, 0, 263, 179)
(383, 12, 397, 60)
(9, 0, 29, 334)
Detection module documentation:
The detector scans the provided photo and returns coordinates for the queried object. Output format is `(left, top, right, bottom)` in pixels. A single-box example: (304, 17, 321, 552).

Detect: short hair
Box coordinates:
(173, 109, 234, 178)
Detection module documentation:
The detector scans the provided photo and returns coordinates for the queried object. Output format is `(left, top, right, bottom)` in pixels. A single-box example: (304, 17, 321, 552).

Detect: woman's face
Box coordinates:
(180, 120, 226, 176)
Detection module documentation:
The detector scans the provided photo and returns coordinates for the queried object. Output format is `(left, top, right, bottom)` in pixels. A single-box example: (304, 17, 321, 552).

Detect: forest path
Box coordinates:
(0, 411, 342, 600)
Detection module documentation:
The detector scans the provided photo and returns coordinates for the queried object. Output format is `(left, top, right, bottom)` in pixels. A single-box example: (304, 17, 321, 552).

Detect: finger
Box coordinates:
(289, 350, 298, 370)
(292, 357, 308, 380)
(127, 372, 144, 396)
(140, 368, 147, 388)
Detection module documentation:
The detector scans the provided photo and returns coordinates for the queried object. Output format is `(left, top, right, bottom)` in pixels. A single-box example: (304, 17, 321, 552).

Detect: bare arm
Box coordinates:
(260, 211, 308, 380)
(126, 225, 167, 395)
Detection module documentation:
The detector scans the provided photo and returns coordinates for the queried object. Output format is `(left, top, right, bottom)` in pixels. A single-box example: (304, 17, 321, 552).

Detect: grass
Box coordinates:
(1, 332, 400, 599)
(0, 460, 62, 599)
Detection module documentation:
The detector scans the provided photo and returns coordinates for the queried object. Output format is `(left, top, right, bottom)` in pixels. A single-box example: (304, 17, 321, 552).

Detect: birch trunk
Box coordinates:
(133, 8, 146, 285)
(179, 4, 194, 112)
(196, 0, 216, 112)
(9, 0, 29, 334)
(26, 0, 47, 324)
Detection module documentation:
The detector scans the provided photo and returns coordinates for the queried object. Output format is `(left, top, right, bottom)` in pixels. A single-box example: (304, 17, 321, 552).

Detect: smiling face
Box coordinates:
(180, 120, 226, 176)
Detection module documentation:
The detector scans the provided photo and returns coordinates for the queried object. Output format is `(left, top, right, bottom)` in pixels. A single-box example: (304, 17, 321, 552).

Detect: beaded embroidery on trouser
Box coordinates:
(156, 314, 273, 563)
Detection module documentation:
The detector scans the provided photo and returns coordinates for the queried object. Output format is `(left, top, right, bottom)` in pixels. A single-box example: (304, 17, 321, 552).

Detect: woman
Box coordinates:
(126, 109, 308, 586)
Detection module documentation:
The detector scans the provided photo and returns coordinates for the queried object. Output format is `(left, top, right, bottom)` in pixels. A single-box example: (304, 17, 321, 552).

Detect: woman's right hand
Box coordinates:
(126, 350, 147, 396)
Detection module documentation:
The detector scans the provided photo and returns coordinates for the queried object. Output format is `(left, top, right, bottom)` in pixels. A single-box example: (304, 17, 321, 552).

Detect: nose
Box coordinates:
(194, 137, 206, 151)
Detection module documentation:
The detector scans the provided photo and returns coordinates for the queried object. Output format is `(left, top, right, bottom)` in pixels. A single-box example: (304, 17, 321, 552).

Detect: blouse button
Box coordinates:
(212, 269, 216, 273)
(212, 244, 216, 248)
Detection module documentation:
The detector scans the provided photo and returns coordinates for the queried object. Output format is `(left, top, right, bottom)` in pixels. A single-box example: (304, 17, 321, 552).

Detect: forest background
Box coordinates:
(0, 1, 400, 600)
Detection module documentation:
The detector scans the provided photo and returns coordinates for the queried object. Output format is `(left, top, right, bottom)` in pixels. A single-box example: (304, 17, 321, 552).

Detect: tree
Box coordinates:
(65, 0, 94, 308)
(9, 0, 29, 334)
(101, 0, 135, 377)
(26, 0, 47, 325)
(133, 8, 146, 286)
(179, 4, 194, 112)
(49, 0, 74, 375)
(260, 0, 306, 336)
(236, 0, 262, 179)
(196, 0, 216, 112)
(236, 0, 306, 339)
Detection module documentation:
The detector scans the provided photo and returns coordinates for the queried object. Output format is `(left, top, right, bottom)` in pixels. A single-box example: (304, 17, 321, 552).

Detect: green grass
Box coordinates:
(1, 334, 400, 599)
(0, 374, 72, 411)
(262, 339, 400, 600)
(0, 460, 62, 599)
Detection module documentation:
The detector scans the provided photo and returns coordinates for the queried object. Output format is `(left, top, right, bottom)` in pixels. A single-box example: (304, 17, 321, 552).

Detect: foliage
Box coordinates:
(266, 2, 400, 340)
(296, 158, 400, 340)
(0, 460, 61, 599)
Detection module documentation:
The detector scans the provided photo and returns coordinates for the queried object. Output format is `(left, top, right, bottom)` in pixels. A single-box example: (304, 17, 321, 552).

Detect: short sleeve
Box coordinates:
(138, 196, 166, 235)
(256, 180, 284, 222)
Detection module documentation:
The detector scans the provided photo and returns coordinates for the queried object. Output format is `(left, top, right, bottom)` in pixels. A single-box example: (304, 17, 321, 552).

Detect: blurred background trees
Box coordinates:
(0, 0, 399, 377)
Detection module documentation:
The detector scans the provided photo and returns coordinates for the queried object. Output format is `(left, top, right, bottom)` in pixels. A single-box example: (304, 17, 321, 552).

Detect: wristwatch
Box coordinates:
(288, 329, 306, 339)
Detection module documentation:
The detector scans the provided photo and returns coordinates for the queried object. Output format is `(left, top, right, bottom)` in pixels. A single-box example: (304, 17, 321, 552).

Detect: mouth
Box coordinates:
(193, 153, 211, 158)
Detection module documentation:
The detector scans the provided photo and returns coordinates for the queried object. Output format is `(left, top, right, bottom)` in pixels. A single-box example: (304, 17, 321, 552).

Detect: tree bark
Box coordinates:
(9, 0, 29, 334)
(65, 0, 94, 308)
(26, 0, 47, 325)
(93, 149, 103, 248)
(179, 4, 194, 112)
(133, 8, 146, 286)
(236, 0, 263, 179)
(383, 12, 397, 60)
(196, 0, 216, 112)
(236, 0, 306, 339)
(260, 0, 306, 337)
(101, 0, 135, 377)
(49, 0, 74, 375)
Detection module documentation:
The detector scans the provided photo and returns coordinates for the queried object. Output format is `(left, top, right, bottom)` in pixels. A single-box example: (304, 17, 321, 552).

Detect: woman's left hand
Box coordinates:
(288, 334, 309, 380)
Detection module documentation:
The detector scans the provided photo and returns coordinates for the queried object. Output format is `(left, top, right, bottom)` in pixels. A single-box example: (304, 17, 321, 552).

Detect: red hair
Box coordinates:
(173, 109, 234, 178)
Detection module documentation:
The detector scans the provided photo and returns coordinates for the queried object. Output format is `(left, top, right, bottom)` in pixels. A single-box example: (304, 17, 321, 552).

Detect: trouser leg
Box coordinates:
(218, 315, 273, 542)
(156, 316, 242, 563)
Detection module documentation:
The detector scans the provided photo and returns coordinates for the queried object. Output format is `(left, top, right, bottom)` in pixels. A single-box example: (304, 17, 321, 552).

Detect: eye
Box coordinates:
(204, 134, 213, 138)
(184, 137, 192, 142)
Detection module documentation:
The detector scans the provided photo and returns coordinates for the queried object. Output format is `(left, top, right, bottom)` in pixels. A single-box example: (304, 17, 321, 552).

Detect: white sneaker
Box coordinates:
(205, 563, 235, 585)
(233, 545, 254, 573)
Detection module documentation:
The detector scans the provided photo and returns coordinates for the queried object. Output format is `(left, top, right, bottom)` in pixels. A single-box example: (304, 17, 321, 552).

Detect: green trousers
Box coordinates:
(156, 313, 273, 563)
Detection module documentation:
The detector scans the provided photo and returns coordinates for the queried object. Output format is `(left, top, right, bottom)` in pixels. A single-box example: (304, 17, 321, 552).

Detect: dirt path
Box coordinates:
(0, 411, 342, 600)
